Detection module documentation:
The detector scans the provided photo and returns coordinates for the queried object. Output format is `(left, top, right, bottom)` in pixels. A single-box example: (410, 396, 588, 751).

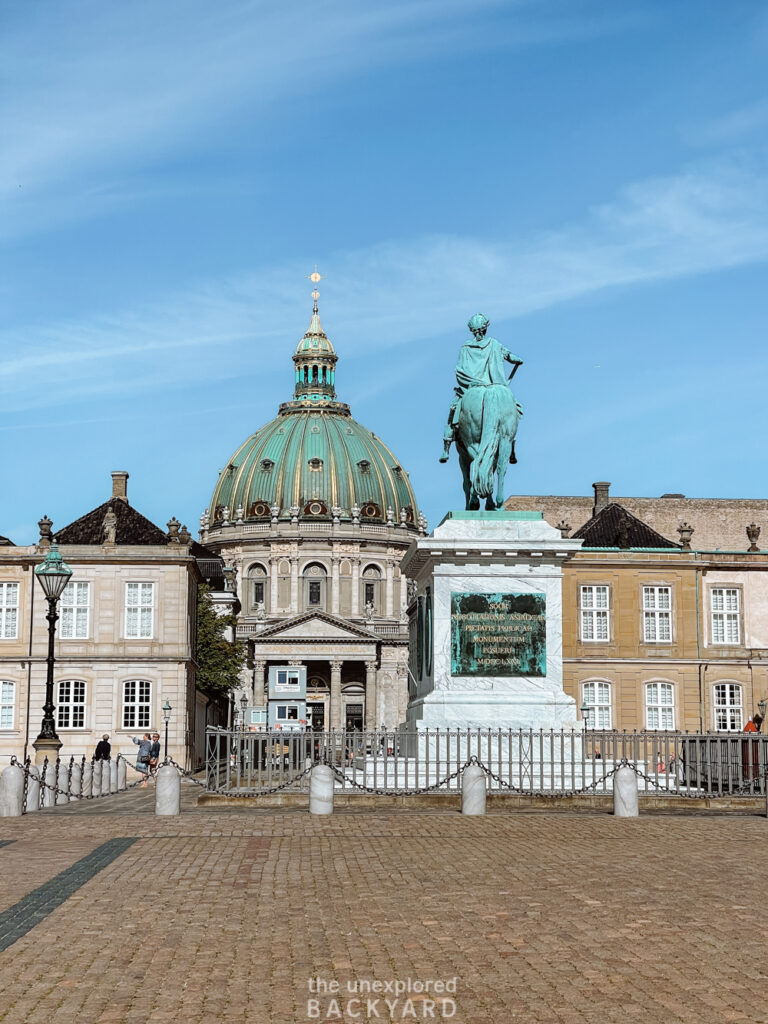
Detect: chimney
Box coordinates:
(592, 481, 610, 516)
(111, 471, 129, 503)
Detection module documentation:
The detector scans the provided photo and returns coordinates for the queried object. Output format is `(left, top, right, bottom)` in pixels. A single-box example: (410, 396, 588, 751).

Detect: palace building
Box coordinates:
(508, 483, 768, 732)
(198, 288, 426, 730)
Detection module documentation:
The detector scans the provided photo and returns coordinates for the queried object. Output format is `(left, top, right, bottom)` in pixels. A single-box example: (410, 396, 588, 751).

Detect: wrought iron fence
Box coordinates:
(205, 727, 768, 797)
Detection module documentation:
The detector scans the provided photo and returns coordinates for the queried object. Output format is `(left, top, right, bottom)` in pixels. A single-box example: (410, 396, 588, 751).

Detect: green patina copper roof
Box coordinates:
(209, 300, 419, 527)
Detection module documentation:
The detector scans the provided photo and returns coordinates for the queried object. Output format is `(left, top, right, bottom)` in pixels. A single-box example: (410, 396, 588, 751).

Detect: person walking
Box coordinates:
(132, 733, 153, 787)
(149, 732, 161, 776)
(94, 734, 111, 760)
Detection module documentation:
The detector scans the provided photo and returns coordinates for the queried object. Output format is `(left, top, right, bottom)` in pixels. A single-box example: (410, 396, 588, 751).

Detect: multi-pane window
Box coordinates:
(57, 680, 86, 728)
(713, 682, 742, 731)
(122, 679, 152, 729)
(582, 681, 612, 729)
(711, 588, 740, 645)
(646, 682, 675, 730)
(580, 586, 610, 642)
(642, 586, 672, 643)
(0, 681, 14, 728)
(60, 582, 90, 639)
(0, 583, 19, 639)
(125, 583, 154, 639)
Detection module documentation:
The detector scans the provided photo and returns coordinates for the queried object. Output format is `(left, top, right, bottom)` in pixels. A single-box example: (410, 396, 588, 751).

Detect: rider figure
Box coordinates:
(440, 313, 523, 463)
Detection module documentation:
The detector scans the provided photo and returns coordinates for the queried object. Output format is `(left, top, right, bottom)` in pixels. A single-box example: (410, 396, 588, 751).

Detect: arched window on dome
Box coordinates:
(361, 565, 382, 616)
(303, 562, 328, 611)
(247, 563, 269, 615)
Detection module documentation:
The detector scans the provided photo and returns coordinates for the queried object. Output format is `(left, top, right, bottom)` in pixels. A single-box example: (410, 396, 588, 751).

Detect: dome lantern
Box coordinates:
(292, 275, 337, 402)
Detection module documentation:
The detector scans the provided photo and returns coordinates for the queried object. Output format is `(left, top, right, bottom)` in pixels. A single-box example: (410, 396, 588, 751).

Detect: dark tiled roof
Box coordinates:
(54, 500, 168, 546)
(0, 535, 14, 546)
(573, 503, 679, 549)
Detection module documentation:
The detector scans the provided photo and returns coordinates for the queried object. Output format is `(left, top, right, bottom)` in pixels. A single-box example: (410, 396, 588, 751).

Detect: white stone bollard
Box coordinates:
(81, 761, 93, 798)
(109, 758, 118, 794)
(309, 764, 334, 815)
(42, 763, 57, 808)
(155, 764, 180, 816)
(614, 765, 639, 817)
(0, 764, 25, 816)
(92, 760, 102, 797)
(117, 757, 127, 791)
(69, 762, 82, 801)
(25, 765, 40, 813)
(55, 762, 70, 805)
(461, 764, 487, 815)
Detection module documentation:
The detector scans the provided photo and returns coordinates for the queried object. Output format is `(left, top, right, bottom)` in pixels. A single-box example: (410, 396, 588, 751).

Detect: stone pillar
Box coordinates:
(253, 660, 267, 701)
(614, 765, 639, 817)
(290, 557, 299, 613)
(155, 764, 181, 816)
(81, 761, 92, 798)
(117, 757, 127, 791)
(309, 764, 334, 815)
(109, 758, 118, 794)
(330, 660, 343, 731)
(26, 765, 40, 812)
(385, 560, 395, 618)
(69, 762, 82, 801)
(364, 660, 377, 731)
(0, 764, 25, 816)
(331, 557, 340, 616)
(56, 763, 69, 805)
(270, 556, 279, 612)
(42, 763, 56, 808)
(351, 559, 360, 617)
(461, 764, 487, 815)
(92, 760, 102, 797)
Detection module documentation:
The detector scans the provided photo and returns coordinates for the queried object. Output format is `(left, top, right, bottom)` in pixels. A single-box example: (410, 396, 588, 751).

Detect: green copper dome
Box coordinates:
(208, 303, 419, 528)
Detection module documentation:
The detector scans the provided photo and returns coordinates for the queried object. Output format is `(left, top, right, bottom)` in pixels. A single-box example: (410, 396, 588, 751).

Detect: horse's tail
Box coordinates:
(473, 386, 505, 498)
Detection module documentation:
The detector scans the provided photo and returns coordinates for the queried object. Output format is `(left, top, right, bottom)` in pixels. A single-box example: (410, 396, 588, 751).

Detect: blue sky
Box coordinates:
(2, 0, 767, 543)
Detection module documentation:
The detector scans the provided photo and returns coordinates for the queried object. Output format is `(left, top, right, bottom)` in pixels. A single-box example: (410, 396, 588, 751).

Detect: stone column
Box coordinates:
(290, 557, 299, 613)
(351, 559, 360, 617)
(364, 660, 377, 731)
(330, 659, 343, 731)
(331, 557, 340, 616)
(385, 560, 395, 618)
(253, 660, 267, 701)
(270, 556, 279, 612)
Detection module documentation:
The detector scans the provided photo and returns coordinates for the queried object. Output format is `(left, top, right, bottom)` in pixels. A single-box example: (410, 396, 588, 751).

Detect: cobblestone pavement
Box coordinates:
(0, 788, 766, 1024)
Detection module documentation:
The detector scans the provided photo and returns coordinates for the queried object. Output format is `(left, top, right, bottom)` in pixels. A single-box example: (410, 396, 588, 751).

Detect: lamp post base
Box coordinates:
(32, 736, 62, 766)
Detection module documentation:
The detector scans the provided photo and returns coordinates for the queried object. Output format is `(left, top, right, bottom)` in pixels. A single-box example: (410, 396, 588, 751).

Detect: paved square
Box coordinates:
(0, 787, 766, 1023)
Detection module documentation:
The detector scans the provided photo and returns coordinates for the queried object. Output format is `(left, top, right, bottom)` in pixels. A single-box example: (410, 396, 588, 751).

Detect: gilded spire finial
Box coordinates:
(308, 265, 323, 314)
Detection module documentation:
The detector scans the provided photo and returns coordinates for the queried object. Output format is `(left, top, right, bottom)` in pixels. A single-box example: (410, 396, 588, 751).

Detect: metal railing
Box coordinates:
(205, 728, 768, 797)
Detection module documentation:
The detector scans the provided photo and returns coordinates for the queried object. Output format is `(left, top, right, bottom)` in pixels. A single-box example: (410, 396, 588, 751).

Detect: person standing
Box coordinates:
(149, 732, 161, 776)
(132, 733, 152, 787)
(94, 734, 111, 760)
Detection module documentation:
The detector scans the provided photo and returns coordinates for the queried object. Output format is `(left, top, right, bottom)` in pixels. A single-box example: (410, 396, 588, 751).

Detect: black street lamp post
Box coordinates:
(33, 543, 73, 764)
(162, 699, 172, 762)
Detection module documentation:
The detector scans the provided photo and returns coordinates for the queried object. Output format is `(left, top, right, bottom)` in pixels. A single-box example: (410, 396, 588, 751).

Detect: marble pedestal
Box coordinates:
(400, 511, 583, 731)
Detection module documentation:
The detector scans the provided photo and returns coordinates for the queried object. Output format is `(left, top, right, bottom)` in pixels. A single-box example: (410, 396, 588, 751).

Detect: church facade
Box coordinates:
(198, 294, 426, 730)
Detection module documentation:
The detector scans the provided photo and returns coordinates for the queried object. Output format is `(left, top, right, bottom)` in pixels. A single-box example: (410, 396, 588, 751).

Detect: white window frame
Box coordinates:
(645, 682, 675, 730)
(642, 586, 672, 644)
(0, 583, 19, 640)
(0, 680, 15, 729)
(60, 582, 90, 640)
(125, 583, 155, 639)
(580, 585, 610, 642)
(710, 587, 741, 646)
(581, 680, 612, 729)
(57, 679, 87, 729)
(713, 682, 743, 731)
(122, 679, 152, 729)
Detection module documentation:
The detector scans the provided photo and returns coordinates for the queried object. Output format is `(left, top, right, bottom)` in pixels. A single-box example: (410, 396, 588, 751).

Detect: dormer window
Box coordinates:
(261, 459, 274, 472)
(308, 457, 323, 470)
(357, 460, 371, 474)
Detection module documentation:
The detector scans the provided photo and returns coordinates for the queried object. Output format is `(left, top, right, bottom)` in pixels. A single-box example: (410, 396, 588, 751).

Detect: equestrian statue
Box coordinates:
(440, 313, 523, 511)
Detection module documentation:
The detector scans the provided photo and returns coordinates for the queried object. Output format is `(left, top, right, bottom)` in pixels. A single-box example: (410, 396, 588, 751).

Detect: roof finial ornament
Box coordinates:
(308, 266, 323, 314)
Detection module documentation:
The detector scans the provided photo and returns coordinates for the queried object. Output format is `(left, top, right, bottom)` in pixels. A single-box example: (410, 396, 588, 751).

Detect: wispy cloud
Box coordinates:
(685, 98, 768, 148)
(0, 0, 645, 241)
(2, 153, 767, 414)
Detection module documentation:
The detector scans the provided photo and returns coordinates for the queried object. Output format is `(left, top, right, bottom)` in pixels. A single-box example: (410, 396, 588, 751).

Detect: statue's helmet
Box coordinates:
(468, 313, 489, 333)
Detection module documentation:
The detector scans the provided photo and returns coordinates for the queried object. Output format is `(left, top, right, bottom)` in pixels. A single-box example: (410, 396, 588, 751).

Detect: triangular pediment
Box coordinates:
(254, 610, 379, 642)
